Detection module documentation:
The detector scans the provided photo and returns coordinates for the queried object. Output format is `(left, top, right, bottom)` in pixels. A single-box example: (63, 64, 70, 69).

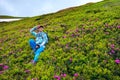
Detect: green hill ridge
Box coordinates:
(0, 0, 120, 80)
(0, 15, 25, 19)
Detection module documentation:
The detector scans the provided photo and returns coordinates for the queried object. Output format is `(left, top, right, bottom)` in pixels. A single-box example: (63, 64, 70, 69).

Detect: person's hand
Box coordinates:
(36, 44, 40, 49)
(37, 25, 40, 29)
(36, 45, 39, 48)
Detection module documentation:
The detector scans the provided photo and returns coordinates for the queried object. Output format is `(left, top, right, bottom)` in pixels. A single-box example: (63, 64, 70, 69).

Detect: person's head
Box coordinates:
(37, 25, 44, 32)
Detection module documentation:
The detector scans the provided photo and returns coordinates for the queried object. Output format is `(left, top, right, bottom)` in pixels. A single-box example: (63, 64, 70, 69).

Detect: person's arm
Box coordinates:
(30, 26, 37, 36)
(40, 33, 48, 47)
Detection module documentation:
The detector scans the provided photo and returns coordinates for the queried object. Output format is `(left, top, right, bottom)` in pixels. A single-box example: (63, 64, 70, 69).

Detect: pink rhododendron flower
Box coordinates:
(75, 28, 79, 32)
(105, 32, 109, 35)
(3, 65, 9, 70)
(63, 36, 66, 38)
(81, 27, 85, 30)
(0, 71, 3, 74)
(61, 73, 66, 77)
(0, 64, 4, 66)
(105, 24, 109, 27)
(66, 44, 69, 48)
(54, 75, 61, 80)
(71, 34, 75, 37)
(115, 59, 120, 64)
(54, 75, 59, 78)
(74, 73, 79, 77)
(116, 48, 120, 50)
(31, 60, 36, 65)
(65, 32, 69, 34)
(70, 57, 72, 63)
(111, 50, 115, 54)
(117, 26, 120, 29)
(63, 74, 66, 77)
(110, 44, 115, 49)
(25, 69, 30, 73)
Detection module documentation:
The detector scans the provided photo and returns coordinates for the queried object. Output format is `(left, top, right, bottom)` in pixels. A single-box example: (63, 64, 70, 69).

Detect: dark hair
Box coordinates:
(37, 25, 44, 29)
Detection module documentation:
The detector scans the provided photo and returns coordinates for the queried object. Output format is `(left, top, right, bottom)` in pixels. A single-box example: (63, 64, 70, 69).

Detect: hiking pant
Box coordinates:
(29, 39, 44, 62)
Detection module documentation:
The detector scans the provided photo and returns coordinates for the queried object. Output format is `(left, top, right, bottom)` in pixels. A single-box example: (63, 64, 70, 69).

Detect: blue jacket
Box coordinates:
(30, 26, 48, 48)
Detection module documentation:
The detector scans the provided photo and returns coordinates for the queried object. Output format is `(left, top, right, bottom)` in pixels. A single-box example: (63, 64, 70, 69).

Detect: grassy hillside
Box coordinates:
(0, 0, 120, 80)
(0, 15, 25, 19)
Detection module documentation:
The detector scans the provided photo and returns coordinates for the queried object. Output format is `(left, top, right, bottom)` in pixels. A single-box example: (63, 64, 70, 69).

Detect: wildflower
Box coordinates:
(54, 75, 61, 80)
(108, 52, 112, 55)
(75, 34, 79, 37)
(111, 49, 115, 54)
(93, 28, 96, 31)
(116, 48, 120, 50)
(105, 32, 109, 35)
(69, 57, 72, 63)
(115, 59, 120, 64)
(74, 73, 79, 77)
(65, 32, 69, 34)
(25, 69, 30, 73)
(81, 27, 85, 30)
(66, 44, 69, 48)
(61, 73, 67, 77)
(110, 44, 115, 49)
(105, 23, 109, 27)
(63, 74, 66, 77)
(63, 36, 66, 38)
(31, 60, 36, 65)
(0, 71, 3, 74)
(117, 26, 120, 29)
(57, 77, 60, 80)
(0, 63, 4, 66)
(71, 34, 75, 37)
(75, 28, 79, 32)
(3, 65, 9, 70)
(54, 75, 59, 78)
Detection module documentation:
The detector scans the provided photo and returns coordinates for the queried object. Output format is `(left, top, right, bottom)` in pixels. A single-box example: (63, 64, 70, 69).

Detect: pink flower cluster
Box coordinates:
(109, 44, 116, 54)
(0, 63, 9, 74)
(109, 44, 120, 64)
(117, 25, 120, 29)
(63, 36, 66, 38)
(69, 57, 72, 63)
(54, 73, 79, 80)
(73, 73, 79, 80)
(74, 73, 79, 77)
(110, 44, 115, 49)
(54, 73, 67, 80)
(54, 75, 61, 80)
(115, 59, 120, 64)
(61, 73, 67, 77)
(25, 69, 30, 73)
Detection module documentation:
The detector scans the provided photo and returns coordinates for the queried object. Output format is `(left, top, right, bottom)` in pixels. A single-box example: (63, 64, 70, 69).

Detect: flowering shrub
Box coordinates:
(0, 0, 120, 79)
(0, 64, 9, 74)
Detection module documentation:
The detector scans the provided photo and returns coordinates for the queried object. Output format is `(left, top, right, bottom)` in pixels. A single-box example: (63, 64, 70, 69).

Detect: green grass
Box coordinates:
(0, 0, 120, 80)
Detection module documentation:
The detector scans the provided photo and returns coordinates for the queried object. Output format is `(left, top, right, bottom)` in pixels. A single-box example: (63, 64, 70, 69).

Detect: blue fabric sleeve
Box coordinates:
(40, 33, 48, 47)
(30, 26, 37, 36)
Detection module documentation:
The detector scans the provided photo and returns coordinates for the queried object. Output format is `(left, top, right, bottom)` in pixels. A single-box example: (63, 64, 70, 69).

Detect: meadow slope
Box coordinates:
(0, 0, 120, 80)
